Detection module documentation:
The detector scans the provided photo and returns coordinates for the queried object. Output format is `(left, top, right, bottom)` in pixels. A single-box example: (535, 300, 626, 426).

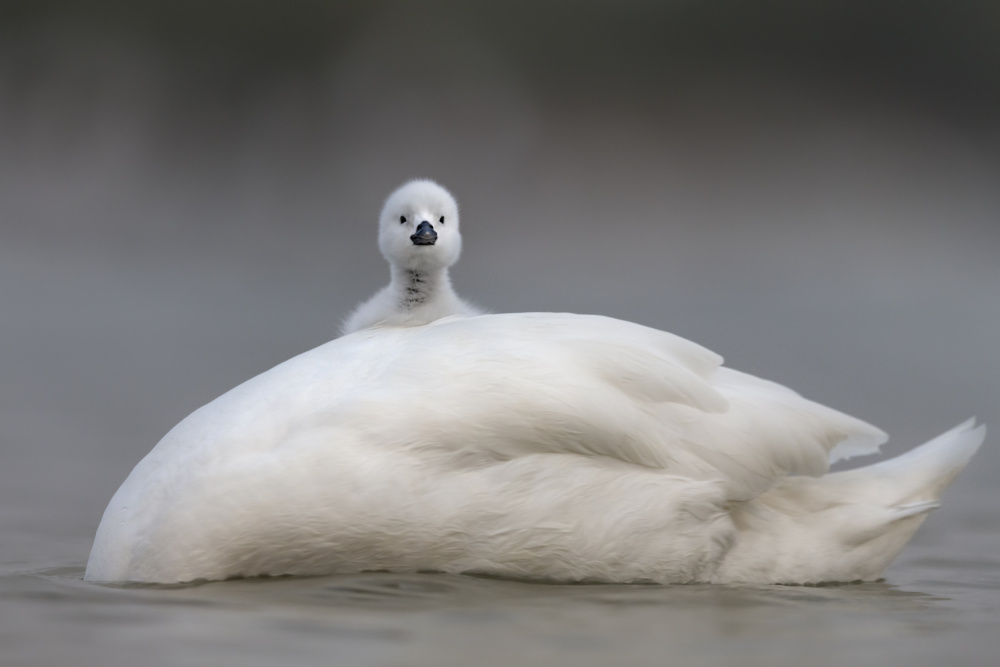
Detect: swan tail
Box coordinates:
(839, 418, 985, 503)
(712, 419, 985, 584)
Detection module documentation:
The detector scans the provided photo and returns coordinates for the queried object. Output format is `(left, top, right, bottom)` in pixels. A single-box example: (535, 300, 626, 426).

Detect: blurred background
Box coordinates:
(1, 1, 999, 663)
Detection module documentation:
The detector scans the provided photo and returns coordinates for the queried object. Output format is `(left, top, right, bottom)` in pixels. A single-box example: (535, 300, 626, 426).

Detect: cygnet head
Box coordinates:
(378, 180, 462, 273)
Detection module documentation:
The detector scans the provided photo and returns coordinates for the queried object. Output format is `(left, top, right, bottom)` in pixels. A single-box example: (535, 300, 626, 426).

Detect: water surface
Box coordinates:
(3, 535, 999, 667)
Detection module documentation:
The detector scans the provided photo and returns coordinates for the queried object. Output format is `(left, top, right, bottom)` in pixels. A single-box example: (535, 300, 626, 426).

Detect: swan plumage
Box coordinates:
(85, 183, 986, 585)
(85, 312, 984, 584)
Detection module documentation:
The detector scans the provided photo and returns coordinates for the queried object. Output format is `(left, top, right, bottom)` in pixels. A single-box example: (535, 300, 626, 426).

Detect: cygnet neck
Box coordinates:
(388, 264, 453, 312)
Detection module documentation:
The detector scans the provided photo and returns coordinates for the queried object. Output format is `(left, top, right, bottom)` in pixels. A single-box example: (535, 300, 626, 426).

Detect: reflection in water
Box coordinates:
(3, 564, 983, 667)
(24, 566, 943, 614)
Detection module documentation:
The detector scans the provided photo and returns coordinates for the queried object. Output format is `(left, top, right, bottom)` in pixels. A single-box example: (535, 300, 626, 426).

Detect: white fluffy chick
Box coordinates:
(342, 180, 482, 335)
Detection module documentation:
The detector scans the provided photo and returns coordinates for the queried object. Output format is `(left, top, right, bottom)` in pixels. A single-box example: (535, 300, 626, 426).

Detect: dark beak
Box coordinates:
(410, 221, 438, 245)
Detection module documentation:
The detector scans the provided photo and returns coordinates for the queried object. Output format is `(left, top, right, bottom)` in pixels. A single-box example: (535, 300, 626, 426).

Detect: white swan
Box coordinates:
(85, 184, 986, 585)
(341, 180, 481, 335)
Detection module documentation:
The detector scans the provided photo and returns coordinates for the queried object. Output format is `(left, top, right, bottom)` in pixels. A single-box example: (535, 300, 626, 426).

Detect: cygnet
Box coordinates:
(342, 180, 482, 335)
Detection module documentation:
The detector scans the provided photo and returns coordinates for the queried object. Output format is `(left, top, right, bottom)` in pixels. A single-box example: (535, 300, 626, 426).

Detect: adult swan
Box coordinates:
(85, 180, 985, 585)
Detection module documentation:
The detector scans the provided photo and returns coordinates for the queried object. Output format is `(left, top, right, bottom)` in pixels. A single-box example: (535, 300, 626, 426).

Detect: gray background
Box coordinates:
(1, 1, 998, 665)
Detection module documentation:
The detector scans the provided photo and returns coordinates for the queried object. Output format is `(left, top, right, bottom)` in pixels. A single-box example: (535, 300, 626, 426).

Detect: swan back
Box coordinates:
(86, 312, 896, 583)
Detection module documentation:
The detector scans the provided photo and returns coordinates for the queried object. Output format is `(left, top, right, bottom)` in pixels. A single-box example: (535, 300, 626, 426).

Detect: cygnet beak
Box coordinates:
(410, 221, 438, 246)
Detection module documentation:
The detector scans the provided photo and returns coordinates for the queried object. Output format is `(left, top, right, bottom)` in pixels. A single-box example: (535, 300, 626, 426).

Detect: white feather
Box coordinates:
(84, 311, 981, 584)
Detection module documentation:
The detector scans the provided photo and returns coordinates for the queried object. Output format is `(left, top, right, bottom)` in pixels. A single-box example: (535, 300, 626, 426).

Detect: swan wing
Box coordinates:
(326, 313, 887, 499)
(86, 311, 889, 582)
(127, 313, 886, 505)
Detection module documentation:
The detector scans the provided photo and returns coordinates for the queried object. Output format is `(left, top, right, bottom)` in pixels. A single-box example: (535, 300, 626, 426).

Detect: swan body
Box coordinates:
(85, 311, 985, 584)
(342, 180, 481, 335)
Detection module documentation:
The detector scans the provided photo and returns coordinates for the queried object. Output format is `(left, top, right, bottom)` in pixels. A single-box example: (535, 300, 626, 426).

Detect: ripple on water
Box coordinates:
(3, 559, 998, 667)
(7, 566, 946, 616)
(314, 574, 466, 606)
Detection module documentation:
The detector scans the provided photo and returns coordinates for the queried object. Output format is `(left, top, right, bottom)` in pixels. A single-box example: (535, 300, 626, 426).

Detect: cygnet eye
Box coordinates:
(399, 216, 406, 224)
(439, 216, 445, 224)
